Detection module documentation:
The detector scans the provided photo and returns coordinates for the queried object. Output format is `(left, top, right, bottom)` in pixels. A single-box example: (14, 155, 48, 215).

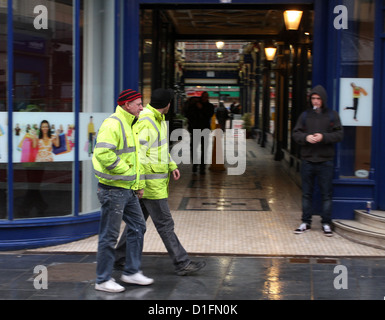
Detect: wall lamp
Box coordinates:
(216, 41, 225, 50)
(265, 46, 277, 61)
(283, 10, 303, 30)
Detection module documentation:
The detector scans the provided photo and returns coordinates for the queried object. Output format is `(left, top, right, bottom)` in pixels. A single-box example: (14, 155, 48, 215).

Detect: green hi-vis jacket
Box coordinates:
(137, 105, 178, 200)
(92, 106, 144, 191)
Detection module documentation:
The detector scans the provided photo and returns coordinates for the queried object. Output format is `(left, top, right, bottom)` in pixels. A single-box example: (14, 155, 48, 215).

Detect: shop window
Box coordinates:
(11, 0, 75, 219)
(79, 0, 116, 214)
(0, 4, 7, 219)
(140, 9, 153, 102)
(338, 0, 375, 179)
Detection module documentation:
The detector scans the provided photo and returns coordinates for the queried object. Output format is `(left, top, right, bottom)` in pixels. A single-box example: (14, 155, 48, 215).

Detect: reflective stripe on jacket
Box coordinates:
(137, 105, 177, 199)
(92, 106, 143, 190)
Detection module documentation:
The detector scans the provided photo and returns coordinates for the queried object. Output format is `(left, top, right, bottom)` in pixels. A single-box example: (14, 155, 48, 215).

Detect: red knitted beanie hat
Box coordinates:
(117, 89, 142, 106)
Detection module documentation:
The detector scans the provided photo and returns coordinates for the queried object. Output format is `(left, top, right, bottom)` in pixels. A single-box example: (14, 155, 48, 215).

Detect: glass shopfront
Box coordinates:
(338, 0, 375, 179)
(0, 2, 7, 220)
(0, 0, 120, 221)
(79, 0, 117, 215)
(1, 0, 384, 250)
(8, 1, 75, 219)
(0, 0, 117, 250)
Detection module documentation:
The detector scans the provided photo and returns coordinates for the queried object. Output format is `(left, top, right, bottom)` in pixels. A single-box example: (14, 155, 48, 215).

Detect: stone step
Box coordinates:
(333, 219, 385, 251)
(355, 210, 385, 229)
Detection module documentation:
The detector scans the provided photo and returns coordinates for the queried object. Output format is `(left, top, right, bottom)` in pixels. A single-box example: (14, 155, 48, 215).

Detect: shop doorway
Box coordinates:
(139, 3, 314, 166)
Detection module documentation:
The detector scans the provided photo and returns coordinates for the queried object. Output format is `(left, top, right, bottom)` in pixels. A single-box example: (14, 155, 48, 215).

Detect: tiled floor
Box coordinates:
(29, 138, 385, 257)
(2, 137, 385, 301)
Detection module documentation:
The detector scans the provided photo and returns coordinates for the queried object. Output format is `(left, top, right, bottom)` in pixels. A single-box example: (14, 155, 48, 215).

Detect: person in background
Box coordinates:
(215, 101, 229, 131)
(230, 102, 241, 115)
(292, 85, 343, 237)
(186, 91, 214, 174)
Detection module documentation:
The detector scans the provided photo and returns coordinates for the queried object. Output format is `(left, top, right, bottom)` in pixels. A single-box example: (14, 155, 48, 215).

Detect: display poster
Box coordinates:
(339, 78, 373, 127)
(13, 112, 75, 163)
(79, 113, 111, 161)
(0, 113, 7, 163)
(9, 112, 110, 163)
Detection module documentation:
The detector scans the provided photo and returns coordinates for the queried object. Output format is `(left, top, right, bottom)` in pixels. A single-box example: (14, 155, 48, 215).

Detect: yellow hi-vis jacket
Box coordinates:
(137, 105, 177, 199)
(92, 105, 144, 190)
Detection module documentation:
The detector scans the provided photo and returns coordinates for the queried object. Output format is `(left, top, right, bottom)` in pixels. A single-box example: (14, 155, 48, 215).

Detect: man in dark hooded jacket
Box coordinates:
(292, 85, 343, 237)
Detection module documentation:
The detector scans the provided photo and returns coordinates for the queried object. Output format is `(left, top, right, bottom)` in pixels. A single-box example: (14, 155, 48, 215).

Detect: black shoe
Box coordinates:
(176, 261, 206, 276)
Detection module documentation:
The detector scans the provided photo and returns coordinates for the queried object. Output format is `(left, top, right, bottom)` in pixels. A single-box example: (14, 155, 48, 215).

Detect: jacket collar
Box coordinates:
(144, 104, 165, 122)
(116, 105, 137, 126)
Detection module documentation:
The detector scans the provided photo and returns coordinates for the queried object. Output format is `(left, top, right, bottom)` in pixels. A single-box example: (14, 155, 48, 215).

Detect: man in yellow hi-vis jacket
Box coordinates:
(93, 89, 153, 293)
(115, 88, 206, 276)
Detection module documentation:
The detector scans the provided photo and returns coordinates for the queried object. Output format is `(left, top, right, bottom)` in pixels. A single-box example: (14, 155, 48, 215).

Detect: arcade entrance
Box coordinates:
(139, 3, 314, 165)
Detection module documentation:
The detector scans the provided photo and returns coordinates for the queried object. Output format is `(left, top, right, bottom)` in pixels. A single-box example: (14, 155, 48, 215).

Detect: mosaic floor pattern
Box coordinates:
(30, 139, 385, 257)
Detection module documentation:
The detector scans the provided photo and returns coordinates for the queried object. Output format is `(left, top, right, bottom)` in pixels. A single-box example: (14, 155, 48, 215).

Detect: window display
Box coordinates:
(338, 0, 375, 179)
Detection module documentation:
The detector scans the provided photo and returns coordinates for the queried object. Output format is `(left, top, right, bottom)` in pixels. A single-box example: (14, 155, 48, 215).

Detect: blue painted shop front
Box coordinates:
(1, 0, 384, 250)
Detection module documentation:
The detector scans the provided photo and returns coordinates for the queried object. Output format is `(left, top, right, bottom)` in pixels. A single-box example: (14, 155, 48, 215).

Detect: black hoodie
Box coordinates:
(292, 85, 344, 162)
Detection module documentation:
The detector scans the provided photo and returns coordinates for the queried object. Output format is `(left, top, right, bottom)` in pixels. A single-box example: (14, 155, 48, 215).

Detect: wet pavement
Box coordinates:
(2, 139, 385, 305)
(0, 252, 384, 302)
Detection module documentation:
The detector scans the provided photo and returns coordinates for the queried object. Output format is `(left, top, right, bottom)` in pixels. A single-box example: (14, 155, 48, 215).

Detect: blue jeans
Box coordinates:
(301, 160, 334, 225)
(115, 199, 190, 272)
(96, 186, 146, 284)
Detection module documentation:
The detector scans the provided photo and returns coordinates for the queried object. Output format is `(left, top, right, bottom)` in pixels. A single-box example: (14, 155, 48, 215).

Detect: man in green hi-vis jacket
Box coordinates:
(115, 88, 206, 276)
(93, 89, 154, 293)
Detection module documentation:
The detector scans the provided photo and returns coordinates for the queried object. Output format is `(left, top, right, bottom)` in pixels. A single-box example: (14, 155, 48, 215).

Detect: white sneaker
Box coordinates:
(322, 224, 333, 237)
(121, 272, 154, 286)
(95, 279, 125, 293)
(294, 223, 311, 234)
